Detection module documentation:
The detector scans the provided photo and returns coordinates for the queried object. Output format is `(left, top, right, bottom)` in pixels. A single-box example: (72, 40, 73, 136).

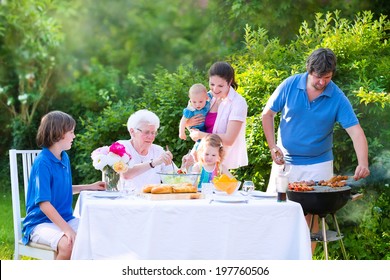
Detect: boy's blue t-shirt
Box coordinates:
(266, 72, 359, 165)
(22, 148, 75, 244)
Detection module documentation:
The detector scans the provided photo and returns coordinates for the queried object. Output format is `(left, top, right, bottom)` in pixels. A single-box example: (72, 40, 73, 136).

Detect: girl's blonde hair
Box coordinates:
(196, 134, 225, 163)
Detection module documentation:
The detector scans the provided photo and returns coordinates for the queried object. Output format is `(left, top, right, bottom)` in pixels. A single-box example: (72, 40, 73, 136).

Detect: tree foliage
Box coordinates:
(0, 0, 65, 148)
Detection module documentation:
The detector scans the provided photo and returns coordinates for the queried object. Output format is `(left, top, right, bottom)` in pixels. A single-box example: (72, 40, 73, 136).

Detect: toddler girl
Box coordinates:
(192, 134, 232, 190)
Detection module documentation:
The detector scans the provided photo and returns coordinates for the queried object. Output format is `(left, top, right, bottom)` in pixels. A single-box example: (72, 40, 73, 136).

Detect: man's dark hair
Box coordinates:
(306, 48, 337, 76)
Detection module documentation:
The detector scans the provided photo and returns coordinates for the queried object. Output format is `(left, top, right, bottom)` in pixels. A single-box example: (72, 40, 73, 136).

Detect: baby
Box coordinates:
(179, 83, 211, 140)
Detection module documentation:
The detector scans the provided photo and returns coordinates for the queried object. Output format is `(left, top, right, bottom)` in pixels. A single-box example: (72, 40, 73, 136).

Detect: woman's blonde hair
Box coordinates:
(196, 134, 225, 163)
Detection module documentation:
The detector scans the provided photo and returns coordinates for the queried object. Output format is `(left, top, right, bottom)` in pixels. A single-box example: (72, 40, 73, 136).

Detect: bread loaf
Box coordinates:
(142, 184, 159, 193)
(151, 184, 173, 194)
(172, 183, 197, 193)
(144, 183, 197, 194)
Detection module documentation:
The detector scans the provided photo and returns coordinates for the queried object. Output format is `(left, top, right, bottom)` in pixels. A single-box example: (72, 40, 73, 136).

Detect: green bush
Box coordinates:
(73, 100, 136, 183)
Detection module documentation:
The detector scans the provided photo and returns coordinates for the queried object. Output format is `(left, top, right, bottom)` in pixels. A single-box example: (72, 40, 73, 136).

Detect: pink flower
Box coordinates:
(109, 142, 127, 157)
(91, 142, 133, 173)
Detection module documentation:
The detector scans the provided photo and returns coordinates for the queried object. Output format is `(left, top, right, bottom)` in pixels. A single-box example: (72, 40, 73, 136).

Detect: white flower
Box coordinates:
(92, 153, 109, 170)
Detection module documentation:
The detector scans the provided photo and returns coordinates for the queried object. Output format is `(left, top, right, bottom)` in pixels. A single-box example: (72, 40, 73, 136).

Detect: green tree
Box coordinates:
(0, 0, 64, 148)
(206, 0, 390, 48)
(56, 0, 214, 75)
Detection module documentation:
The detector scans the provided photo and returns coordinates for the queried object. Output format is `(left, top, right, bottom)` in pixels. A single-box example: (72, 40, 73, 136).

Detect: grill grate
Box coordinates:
(289, 185, 351, 193)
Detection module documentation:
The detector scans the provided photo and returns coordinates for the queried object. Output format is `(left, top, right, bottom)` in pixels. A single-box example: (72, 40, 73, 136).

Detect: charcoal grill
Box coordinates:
(287, 185, 362, 259)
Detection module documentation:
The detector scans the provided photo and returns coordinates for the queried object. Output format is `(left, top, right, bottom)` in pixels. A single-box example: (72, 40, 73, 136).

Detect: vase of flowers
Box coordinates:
(91, 142, 133, 192)
(101, 166, 120, 191)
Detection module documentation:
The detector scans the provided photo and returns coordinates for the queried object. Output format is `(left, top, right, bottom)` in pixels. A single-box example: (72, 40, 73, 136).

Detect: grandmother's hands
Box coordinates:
(154, 150, 173, 166)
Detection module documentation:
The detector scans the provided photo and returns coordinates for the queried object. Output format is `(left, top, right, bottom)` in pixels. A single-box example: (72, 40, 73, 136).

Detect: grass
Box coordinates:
(1, 191, 15, 260)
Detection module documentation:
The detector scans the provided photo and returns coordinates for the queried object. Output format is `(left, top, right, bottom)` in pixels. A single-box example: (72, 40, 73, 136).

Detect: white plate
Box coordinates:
(250, 191, 277, 198)
(212, 195, 248, 203)
(213, 190, 229, 195)
(89, 191, 122, 198)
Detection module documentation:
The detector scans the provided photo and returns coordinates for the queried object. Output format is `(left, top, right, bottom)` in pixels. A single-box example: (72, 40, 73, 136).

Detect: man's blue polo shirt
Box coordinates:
(22, 148, 74, 244)
(266, 72, 359, 165)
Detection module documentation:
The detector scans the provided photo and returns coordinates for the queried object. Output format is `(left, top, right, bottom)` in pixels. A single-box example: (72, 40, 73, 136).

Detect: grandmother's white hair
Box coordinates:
(127, 109, 160, 131)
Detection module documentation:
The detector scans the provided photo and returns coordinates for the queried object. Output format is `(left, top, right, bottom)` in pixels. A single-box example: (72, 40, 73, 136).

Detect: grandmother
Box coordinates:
(118, 109, 174, 192)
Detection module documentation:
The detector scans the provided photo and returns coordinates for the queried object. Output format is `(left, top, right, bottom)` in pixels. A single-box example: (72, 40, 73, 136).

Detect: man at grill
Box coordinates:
(261, 48, 370, 251)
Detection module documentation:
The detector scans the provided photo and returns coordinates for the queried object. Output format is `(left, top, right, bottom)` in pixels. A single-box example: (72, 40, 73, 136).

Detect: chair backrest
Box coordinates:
(9, 149, 41, 239)
(9, 149, 56, 259)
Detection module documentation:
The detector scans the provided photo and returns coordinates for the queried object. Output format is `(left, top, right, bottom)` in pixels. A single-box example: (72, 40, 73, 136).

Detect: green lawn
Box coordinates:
(1, 191, 15, 260)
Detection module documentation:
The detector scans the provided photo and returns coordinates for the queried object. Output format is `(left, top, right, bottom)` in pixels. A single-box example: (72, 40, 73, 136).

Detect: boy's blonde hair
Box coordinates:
(196, 134, 225, 163)
(189, 83, 207, 97)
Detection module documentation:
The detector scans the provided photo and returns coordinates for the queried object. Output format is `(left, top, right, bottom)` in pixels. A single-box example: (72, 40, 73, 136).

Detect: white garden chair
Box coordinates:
(9, 149, 57, 260)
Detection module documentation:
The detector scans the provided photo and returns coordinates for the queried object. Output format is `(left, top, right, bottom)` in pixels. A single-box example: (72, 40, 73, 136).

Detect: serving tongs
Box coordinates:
(341, 176, 365, 201)
(165, 145, 176, 173)
(342, 176, 365, 188)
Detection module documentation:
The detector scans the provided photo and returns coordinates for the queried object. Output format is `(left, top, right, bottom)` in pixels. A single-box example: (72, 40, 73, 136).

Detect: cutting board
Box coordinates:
(140, 192, 205, 200)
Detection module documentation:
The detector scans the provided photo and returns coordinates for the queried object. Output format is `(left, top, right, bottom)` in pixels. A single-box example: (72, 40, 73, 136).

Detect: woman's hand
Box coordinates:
(189, 129, 203, 142)
(186, 114, 204, 128)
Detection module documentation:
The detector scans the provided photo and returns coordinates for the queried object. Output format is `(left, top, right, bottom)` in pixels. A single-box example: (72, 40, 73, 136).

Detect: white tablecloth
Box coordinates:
(71, 191, 312, 260)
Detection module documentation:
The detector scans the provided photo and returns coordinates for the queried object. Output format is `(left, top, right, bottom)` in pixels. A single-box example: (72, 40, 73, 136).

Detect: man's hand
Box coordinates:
(353, 164, 370, 180)
(271, 146, 285, 165)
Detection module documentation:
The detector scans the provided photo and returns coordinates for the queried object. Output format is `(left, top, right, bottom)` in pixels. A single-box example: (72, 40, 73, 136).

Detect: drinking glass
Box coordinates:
(201, 183, 214, 199)
(275, 175, 289, 202)
(122, 180, 136, 199)
(242, 181, 255, 195)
